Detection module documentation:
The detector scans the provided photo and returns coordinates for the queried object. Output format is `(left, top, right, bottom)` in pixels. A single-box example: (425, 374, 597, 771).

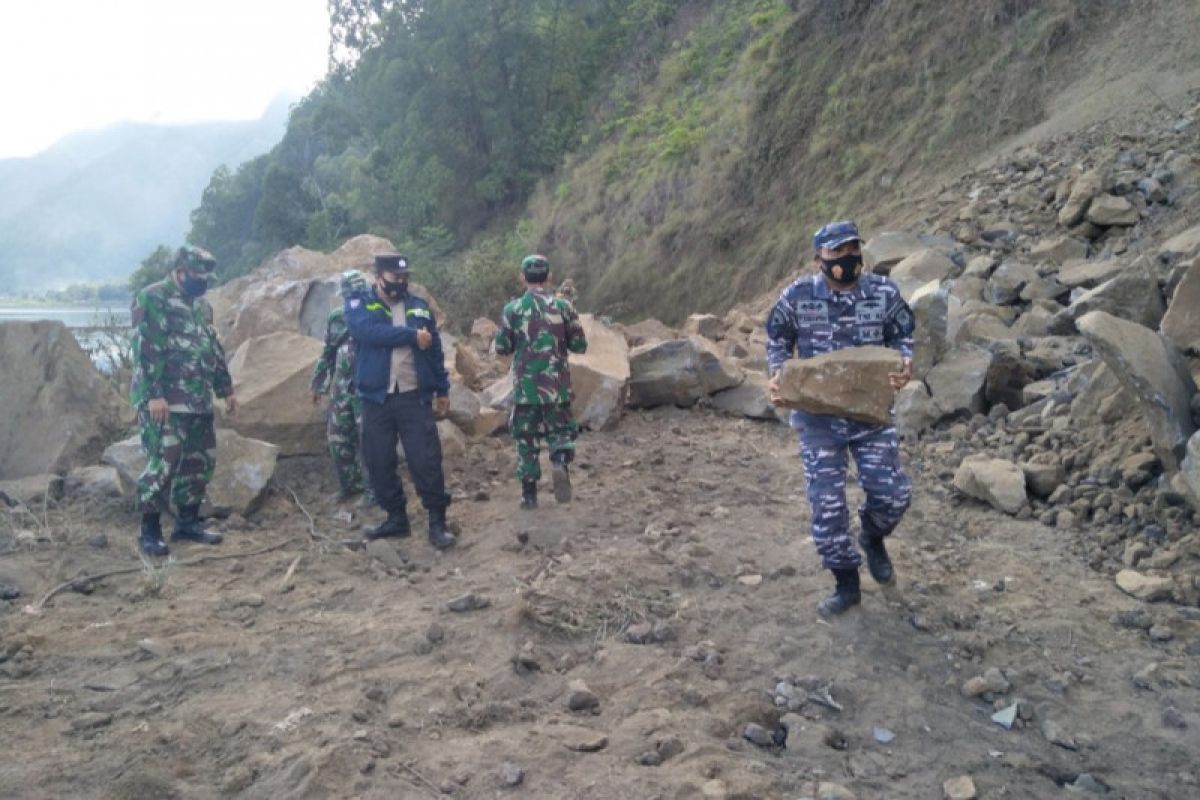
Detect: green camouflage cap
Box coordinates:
(177, 245, 217, 273)
(339, 269, 368, 296)
(522, 254, 550, 281)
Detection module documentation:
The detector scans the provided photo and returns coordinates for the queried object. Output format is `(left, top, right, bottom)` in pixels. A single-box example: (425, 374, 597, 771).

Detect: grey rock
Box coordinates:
(500, 763, 524, 787)
(566, 679, 599, 712)
(446, 593, 491, 613)
(742, 722, 775, 747)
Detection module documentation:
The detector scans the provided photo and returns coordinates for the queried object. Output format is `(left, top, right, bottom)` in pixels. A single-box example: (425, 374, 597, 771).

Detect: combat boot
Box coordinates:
(427, 507, 457, 550)
(139, 512, 169, 557)
(816, 568, 861, 617)
(858, 527, 895, 585)
(365, 509, 411, 540)
(520, 480, 538, 510)
(171, 505, 223, 545)
(550, 452, 572, 504)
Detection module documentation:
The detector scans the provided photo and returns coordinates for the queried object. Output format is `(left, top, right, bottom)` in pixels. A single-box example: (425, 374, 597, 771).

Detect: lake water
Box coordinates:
(0, 304, 132, 372)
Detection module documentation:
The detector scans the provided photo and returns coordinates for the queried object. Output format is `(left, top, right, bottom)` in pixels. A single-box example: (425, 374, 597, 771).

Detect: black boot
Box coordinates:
(817, 568, 861, 617)
(427, 507, 456, 550)
(859, 526, 895, 585)
(171, 505, 223, 545)
(365, 508, 411, 540)
(139, 512, 169, 557)
(520, 480, 538, 510)
(550, 451, 572, 504)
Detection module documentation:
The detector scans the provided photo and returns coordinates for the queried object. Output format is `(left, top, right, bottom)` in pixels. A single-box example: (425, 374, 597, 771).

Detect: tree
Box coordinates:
(128, 245, 175, 293)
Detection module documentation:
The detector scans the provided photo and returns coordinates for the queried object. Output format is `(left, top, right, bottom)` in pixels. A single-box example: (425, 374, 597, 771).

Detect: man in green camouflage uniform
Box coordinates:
(310, 271, 374, 503)
(130, 245, 237, 556)
(495, 255, 588, 509)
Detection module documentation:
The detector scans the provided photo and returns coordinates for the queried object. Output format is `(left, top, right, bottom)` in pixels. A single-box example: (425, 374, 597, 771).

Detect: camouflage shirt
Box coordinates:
(495, 287, 588, 405)
(310, 306, 356, 398)
(765, 273, 915, 376)
(130, 277, 233, 413)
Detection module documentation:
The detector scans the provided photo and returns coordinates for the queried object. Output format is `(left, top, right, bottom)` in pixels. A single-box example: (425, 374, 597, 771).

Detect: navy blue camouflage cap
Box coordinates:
(373, 252, 410, 273)
(176, 245, 217, 273)
(521, 254, 551, 280)
(812, 220, 862, 251)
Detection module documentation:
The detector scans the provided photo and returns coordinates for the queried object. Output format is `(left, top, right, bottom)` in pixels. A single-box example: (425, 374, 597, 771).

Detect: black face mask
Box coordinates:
(379, 277, 408, 301)
(819, 253, 863, 286)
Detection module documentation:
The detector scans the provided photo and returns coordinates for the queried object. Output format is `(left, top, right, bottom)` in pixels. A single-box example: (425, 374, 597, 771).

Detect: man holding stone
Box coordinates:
(766, 221, 915, 616)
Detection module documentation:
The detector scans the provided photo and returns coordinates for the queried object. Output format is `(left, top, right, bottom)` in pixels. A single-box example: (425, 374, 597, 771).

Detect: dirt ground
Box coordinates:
(1, 408, 1197, 799)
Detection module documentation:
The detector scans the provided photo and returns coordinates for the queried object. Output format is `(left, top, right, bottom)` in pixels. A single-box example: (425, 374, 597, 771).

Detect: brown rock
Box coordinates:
(1086, 193, 1139, 227)
(943, 775, 977, 800)
(1029, 235, 1087, 265)
(954, 456, 1028, 514)
(0, 321, 126, 480)
(889, 249, 958, 300)
(570, 315, 630, 430)
(223, 332, 326, 454)
(684, 313, 722, 340)
(620, 318, 678, 347)
(1057, 168, 1106, 227)
(1162, 257, 1200, 356)
(774, 346, 900, 425)
(628, 337, 742, 408)
(1158, 224, 1200, 264)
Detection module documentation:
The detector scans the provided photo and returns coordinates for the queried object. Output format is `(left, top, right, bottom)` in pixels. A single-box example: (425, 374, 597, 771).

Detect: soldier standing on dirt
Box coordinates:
(310, 270, 374, 505)
(344, 253, 456, 550)
(494, 255, 588, 510)
(130, 245, 237, 556)
(765, 221, 916, 616)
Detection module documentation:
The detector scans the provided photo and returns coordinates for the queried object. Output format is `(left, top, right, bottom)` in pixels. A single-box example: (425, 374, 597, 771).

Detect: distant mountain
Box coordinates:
(0, 96, 293, 292)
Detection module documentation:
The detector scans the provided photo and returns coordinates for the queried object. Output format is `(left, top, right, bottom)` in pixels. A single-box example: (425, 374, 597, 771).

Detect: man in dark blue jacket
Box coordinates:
(345, 253, 456, 550)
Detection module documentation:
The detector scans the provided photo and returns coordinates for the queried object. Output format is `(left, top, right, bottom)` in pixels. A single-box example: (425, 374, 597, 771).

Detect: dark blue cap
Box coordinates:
(813, 220, 862, 251)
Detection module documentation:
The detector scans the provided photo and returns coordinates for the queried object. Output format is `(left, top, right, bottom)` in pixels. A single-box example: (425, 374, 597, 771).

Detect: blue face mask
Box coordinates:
(179, 271, 209, 298)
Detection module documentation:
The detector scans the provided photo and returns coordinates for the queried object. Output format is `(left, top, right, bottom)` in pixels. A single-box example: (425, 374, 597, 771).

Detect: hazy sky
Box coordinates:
(0, 0, 330, 158)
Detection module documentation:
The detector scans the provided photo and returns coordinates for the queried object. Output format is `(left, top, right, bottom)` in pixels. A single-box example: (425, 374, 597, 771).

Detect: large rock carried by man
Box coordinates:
(773, 345, 900, 425)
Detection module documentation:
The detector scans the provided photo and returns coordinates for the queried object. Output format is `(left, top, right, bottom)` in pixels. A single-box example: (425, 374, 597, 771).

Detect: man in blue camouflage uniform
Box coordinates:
(310, 270, 374, 504)
(766, 221, 915, 616)
(130, 245, 237, 556)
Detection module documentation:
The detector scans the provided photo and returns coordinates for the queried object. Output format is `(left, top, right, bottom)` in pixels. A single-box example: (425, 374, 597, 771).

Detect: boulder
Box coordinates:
(711, 374, 779, 421)
(475, 407, 508, 437)
(208, 235, 444, 351)
(620, 318, 678, 347)
(1161, 258, 1200, 355)
(985, 347, 1033, 410)
(1056, 258, 1127, 289)
(628, 337, 743, 408)
(954, 313, 1017, 346)
(1012, 307, 1054, 338)
(1077, 311, 1196, 471)
(774, 346, 900, 425)
(910, 281, 949, 379)
(925, 347, 993, 419)
(1114, 570, 1174, 602)
(103, 429, 278, 516)
(481, 375, 514, 411)
(570, 315, 630, 431)
(864, 232, 960, 275)
(889, 249, 958, 300)
(1021, 462, 1065, 498)
(1065, 264, 1164, 329)
(895, 381, 937, 438)
(447, 383, 482, 435)
(223, 332, 327, 454)
(0, 474, 64, 507)
(0, 321, 126, 480)
(1029, 236, 1087, 265)
(1069, 360, 1135, 424)
(1179, 432, 1200, 510)
(454, 342, 485, 390)
(1158, 224, 1200, 264)
(470, 317, 500, 342)
(64, 466, 124, 500)
(437, 420, 467, 459)
(683, 314, 722, 340)
(1085, 193, 1139, 227)
(953, 456, 1028, 514)
(984, 261, 1039, 305)
(1057, 168, 1106, 227)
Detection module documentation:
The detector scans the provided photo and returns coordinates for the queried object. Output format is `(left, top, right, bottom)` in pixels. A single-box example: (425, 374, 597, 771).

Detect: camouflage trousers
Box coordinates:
(137, 408, 217, 514)
(797, 414, 911, 571)
(511, 404, 578, 482)
(327, 391, 368, 496)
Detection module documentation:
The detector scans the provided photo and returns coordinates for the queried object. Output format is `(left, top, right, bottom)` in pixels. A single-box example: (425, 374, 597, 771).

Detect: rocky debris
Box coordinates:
(565, 679, 599, 712)
(63, 466, 123, 500)
(961, 667, 1012, 697)
(1063, 263, 1165, 329)
(570, 314, 630, 430)
(619, 318, 678, 347)
(637, 735, 684, 766)
(223, 331, 326, 454)
(864, 231, 959, 275)
(1041, 718, 1078, 750)
(446, 593, 491, 612)
(0, 474, 64, 508)
(470, 317, 499, 342)
(890, 249, 958, 300)
(437, 419, 468, 459)
(1115, 569, 1175, 602)
(710, 374, 780, 421)
(1030, 235, 1087, 265)
(365, 540, 408, 571)
(623, 620, 676, 644)
(1057, 258, 1127, 289)
(1161, 257, 1200, 355)
(69, 712, 114, 733)
(925, 347, 993, 420)
(985, 260, 1040, 305)
(1021, 461, 1065, 498)
(911, 282, 950, 379)
(104, 428, 278, 516)
(446, 383, 482, 436)
(1058, 167, 1106, 227)
(499, 762, 524, 787)
(741, 722, 776, 748)
(628, 337, 743, 408)
(1180, 432, 1200, 509)
(1086, 193, 1139, 227)
(942, 775, 977, 800)
(895, 381, 938, 438)
(954, 456, 1028, 514)
(684, 313, 722, 340)
(774, 346, 899, 424)
(0, 321, 126, 481)
(992, 704, 1019, 729)
(561, 728, 609, 753)
(1077, 311, 1195, 471)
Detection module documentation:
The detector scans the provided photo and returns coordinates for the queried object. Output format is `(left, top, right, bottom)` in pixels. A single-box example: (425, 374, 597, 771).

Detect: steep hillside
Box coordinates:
(525, 0, 1200, 323)
(0, 97, 292, 293)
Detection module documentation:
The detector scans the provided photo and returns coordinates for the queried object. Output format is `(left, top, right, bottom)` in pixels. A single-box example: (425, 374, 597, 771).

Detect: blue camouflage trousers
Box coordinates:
(797, 414, 911, 570)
